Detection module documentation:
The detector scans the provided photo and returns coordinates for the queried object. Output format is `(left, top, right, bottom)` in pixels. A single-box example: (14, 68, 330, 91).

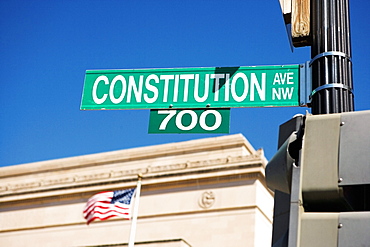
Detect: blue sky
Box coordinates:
(1, 1, 369, 167)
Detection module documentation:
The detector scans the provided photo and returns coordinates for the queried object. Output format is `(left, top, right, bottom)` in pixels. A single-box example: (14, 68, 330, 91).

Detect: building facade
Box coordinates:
(0, 134, 273, 247)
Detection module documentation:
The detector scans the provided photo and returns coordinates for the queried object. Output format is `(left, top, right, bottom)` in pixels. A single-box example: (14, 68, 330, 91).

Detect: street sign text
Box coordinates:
(148, 109, 230, 134)
(81, 65, 300, 110)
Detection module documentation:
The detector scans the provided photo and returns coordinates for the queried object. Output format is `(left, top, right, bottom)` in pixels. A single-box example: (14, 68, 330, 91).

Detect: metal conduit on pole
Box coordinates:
(310, 0, 354, 114)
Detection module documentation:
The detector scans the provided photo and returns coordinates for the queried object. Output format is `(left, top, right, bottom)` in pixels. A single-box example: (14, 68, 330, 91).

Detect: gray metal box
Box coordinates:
(339, 110, 370, 186)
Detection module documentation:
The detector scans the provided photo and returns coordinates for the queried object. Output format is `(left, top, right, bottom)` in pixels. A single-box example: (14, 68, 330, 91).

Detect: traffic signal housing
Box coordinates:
(266, 110, 370, 247)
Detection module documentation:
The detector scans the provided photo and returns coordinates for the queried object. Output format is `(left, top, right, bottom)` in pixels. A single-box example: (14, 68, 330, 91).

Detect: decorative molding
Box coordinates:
(199, 191, 215, 209)
(0, 153, 264, 196)
(0, 134, 254, 179)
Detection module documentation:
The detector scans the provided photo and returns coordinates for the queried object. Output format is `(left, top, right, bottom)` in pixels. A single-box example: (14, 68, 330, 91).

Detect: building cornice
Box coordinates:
(0, 134, 269, 203)
(0, 134, 255, 178)
(0, 152, 266, 202)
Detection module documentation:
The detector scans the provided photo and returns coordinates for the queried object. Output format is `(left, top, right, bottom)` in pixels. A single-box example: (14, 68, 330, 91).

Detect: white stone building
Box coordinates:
(0, 134, 273, 247)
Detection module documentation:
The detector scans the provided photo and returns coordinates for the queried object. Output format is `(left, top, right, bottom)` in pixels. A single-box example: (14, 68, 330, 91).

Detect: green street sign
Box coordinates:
(81, 65, 301, 110)
(148, 109, 230, 134)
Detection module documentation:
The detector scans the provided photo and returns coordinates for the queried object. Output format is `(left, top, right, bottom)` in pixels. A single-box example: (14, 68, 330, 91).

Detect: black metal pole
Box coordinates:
(310, 0, 354, 114)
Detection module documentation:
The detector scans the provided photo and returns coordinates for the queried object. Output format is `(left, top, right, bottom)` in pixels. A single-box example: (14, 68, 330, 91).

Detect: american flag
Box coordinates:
(83, 188, 136, 224)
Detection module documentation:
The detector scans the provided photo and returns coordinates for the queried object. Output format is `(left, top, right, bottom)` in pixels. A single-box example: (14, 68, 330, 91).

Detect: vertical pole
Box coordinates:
(310, 0, 354, 114)
(128, 174, 142, 247)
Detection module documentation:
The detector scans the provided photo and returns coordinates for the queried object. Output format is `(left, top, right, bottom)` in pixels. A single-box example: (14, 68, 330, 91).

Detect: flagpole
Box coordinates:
(128, 174, 142, 247)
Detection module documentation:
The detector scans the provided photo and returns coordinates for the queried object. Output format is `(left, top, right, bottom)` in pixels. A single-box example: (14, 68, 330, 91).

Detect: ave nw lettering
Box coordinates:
(272, 72, 295, 101)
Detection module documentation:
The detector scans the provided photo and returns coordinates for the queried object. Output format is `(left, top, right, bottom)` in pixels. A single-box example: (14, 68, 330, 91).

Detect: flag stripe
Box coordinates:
(84, 202, 130, 220)
(84, 200, 116, 215)
(86, 209, 131, 224)
(85, 192, 113, 205)
(86, 206, 131, 217)
(83, 199, 130, 216)
(84, 202, 131, 224)
(87, 213, 130, 224)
